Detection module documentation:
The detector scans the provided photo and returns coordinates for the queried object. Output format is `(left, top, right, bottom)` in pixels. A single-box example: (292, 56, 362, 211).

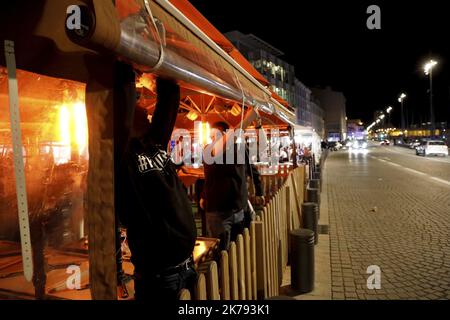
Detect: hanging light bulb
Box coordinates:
(230, 103, 242, 117)
(186, 110, 199, 121)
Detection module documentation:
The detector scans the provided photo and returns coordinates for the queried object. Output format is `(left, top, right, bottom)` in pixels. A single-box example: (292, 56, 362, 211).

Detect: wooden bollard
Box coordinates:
(244, 228, 252, 300)
(220, 251, 230, 300)
(206, 261, 220, 300)
(236, 234, 246, 300)
(250, 222, 257, 300)
(196, 273, 207, 300)
(229, 242, 239, 300)
(254, 220, 266, 299)
(178, 288, 191, 300)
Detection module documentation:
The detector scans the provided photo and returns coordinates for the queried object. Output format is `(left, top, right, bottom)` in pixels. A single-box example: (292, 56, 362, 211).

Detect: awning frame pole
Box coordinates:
(4, 40, 34, 282)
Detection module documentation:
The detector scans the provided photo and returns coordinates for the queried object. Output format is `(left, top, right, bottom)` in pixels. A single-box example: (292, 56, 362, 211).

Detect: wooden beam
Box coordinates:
(204, 96, 216, 114)
(85, 58, 117, 300)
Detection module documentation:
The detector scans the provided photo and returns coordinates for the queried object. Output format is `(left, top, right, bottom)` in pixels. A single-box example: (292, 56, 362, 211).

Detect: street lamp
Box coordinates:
(379, 113, 386, 131)
(398, 93, 407, 130)
(386, 106, 393, 128)
(424, 59, 437, 132)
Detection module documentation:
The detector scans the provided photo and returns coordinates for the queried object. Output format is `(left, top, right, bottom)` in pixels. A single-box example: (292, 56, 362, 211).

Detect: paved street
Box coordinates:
(326, 143, 450, 300)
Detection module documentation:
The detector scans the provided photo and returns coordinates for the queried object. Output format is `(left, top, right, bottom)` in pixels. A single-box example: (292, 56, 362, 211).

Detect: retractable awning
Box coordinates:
(165, 0, 297, 127)
(67, 0, 296, 126)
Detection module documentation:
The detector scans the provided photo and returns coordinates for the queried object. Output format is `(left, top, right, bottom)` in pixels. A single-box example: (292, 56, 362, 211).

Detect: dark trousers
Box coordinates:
(134, 267, 197, 301)
(205, 210, 244, 251)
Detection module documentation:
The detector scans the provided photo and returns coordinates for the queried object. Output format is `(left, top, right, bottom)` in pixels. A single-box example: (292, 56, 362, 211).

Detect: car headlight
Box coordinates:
(362, 142, 367, 148)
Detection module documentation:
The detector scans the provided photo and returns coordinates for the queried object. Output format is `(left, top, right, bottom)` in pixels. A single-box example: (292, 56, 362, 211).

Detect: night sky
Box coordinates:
(189, 0, 450, 127)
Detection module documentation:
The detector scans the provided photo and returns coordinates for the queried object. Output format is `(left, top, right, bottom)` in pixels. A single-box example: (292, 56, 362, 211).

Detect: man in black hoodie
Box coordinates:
(117, 74, 197, 301)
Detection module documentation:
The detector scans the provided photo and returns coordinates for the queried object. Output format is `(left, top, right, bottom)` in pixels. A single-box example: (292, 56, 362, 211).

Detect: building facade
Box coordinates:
(310, 95, 325, 139)
(311, 86, 347, 142)
(225, 31, 324, 138)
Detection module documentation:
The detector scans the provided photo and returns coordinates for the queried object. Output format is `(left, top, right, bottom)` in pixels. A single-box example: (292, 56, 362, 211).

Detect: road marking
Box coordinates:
(387, 162, 400, 167)
(430, 177, 450, 186)
(370, 150, 450, 187)
(402, 167, 426, 176)
(386, 146, 450, 164)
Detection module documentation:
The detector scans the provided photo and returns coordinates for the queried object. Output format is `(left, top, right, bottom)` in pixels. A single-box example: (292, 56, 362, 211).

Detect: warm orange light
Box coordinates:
(205, 122, 211, 145)
(73, 102, 88, 157)
(58, 102, 88, 157)
(197, 121, 211, 146)
(230, 103, 241, 116)
(186, 110, 199, 121)
(59, 105, 70, 145)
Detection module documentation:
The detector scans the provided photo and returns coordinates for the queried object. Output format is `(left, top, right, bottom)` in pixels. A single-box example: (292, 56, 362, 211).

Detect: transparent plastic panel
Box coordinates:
(0, 68, 90, 299)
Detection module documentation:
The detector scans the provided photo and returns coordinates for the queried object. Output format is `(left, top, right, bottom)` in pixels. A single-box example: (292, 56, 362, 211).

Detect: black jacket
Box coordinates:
(117, 79, 196, 272)
(203, 143, 263, 214)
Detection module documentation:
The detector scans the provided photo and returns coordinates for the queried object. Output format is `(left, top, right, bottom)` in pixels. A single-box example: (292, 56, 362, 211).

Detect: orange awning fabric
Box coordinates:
(168, 0, 270, 88)
(168, 0, 295, 115)
(271, 92, 290, 109)
(114, 0, 295, 126)
(168, 0, 295, 122)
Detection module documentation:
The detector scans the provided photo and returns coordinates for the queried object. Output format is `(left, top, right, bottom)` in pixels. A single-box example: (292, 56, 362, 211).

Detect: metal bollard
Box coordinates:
(302, 202, 319, 244)
(315, 164, 321, 173)
(312, 171, 321, 190)
(307, 186, 320, 205)
(309, 179, 320, 190)
(290, 228, 315, 293)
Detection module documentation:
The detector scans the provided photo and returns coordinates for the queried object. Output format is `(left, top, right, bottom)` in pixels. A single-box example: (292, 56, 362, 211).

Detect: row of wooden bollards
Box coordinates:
(178, 224, 265, 300)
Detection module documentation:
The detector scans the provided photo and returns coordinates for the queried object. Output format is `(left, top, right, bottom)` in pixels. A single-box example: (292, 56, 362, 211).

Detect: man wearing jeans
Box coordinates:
(117, 73, 197, 301)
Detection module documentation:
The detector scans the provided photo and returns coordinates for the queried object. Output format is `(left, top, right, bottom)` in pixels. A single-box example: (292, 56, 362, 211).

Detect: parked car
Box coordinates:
(409, 139, 421, 149)
(416, 140, 449, 157)
(380, 139, 390, 146)
(327, 141, 341, 151)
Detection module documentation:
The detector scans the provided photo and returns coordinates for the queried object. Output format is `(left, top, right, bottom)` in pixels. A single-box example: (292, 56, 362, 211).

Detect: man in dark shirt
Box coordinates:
(118, 76, 197, 301)
(201, 122, 264, 251)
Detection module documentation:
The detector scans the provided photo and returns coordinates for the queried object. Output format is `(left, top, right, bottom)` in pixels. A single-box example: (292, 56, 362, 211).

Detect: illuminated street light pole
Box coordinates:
(386, 106, 392, 137)
(424, 60, 437, 132)
(398, 93, 407, 130)
(386, 106, 393, 128)
(379, 113, 386, 132)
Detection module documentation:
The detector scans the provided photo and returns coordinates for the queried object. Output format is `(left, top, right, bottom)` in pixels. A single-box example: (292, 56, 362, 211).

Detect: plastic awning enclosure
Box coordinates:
(69, 0, 296, 126)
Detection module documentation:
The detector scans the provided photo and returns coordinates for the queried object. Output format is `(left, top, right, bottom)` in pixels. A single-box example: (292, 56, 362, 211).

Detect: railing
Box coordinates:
(179, 166, 307, 300)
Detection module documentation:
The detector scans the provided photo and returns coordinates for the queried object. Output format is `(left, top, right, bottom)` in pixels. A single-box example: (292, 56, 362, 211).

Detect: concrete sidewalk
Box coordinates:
(280, 161, 332, 299)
